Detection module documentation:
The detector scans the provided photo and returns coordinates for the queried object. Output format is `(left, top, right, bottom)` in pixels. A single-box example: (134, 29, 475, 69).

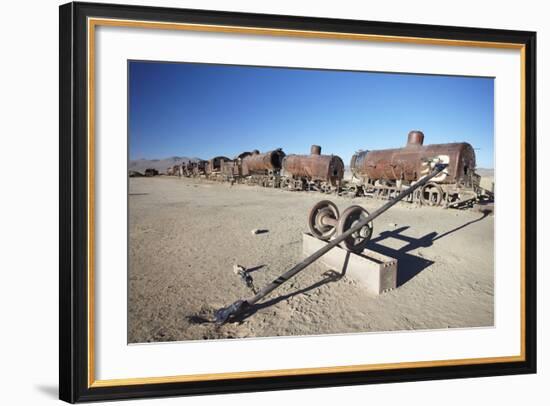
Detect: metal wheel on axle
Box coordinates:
(347, 184, 359, 197)
(420, 182, 443, 206)
(280, 177, 290, 189)
(336, 205, 373, 253)
(307, 200, 339, 240)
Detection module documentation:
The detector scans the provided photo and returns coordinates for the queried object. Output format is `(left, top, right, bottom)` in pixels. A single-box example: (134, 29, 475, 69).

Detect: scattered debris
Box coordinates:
(233, 265, 257, 294)
(251, 229, 268, 235)
(232, 264, 245, 275)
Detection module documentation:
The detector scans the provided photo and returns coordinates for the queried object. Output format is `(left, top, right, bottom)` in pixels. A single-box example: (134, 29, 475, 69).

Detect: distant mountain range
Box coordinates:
(129, 157, 203, 173)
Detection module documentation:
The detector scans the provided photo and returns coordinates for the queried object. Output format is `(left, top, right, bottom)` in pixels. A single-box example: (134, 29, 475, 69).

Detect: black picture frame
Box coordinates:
(59, 1, 537, 403)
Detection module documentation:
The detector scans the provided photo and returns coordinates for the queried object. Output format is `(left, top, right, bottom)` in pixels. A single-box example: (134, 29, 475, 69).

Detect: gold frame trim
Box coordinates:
(87, 17, 527, 388)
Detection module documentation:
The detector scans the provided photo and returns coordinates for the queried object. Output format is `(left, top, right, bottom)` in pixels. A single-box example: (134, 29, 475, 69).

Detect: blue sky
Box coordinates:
(129, 61, 494, 168)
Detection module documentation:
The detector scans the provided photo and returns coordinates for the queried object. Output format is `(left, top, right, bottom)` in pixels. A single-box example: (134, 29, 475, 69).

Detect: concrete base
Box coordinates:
(302, 233, 397, 295)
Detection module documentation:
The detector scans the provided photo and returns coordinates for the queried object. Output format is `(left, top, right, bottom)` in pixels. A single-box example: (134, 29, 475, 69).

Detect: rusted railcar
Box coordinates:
(205, 156, 230, 181)
(182, 160, 200, 177)
(281, 145, 345, 192)
(220, 159, 239, 181)
(144, 168, 159, 177)
(187, 160, 207, 177)
(181, 161, 192, 177)
(220, 151, 253, 182)
(350, 131, 481, 207)
(152, 130, 484, 209)
(241, 149, 285, 187)
(166, 164, 182, 176)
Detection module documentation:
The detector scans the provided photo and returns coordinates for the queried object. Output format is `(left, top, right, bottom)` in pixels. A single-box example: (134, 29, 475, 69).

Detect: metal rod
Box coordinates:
(215, 163, 448, 322)
(321, 216, 338, 227)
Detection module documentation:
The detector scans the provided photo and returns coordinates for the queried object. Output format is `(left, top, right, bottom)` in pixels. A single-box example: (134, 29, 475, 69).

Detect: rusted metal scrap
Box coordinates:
(144, 168, 159, 177)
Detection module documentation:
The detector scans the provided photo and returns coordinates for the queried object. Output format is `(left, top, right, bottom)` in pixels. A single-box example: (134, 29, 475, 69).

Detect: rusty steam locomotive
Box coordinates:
(165, 131, 486, 208)
(350, 131, 482, 208)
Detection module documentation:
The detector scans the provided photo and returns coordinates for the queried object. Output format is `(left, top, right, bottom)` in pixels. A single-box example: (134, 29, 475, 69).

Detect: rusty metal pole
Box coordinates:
(214, 163, 448, 324)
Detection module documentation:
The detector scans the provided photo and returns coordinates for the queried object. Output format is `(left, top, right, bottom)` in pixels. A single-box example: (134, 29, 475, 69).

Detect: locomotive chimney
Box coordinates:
(406, 130, 424, 147)
(310, 145, 322, 155)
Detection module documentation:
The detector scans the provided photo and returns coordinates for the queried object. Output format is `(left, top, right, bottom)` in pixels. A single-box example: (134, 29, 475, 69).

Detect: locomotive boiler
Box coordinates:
(281, 145, 345, 191)
(240, 149, 285, 187)
(350, 131, 480, 207)
(241, 149, 285, 175)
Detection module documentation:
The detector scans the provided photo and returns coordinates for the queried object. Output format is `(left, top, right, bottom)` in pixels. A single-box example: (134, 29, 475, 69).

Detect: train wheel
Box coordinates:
(336, 205, 373, 253)
(420, 182, 443, 206)
(347, 184, 359, 197)
(308, 200, 339, 240)
(280, 177, 289, 189)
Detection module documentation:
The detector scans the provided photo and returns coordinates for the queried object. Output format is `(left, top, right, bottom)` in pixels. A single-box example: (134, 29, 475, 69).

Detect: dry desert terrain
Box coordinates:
(128, 176, 494, 343)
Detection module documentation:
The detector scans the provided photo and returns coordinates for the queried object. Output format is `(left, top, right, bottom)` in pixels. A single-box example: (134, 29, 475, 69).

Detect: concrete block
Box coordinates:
(302, 233, 397, 295)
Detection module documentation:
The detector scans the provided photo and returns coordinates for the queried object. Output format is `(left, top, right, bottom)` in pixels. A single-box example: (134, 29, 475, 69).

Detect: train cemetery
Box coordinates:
(127, 133, 495, 342)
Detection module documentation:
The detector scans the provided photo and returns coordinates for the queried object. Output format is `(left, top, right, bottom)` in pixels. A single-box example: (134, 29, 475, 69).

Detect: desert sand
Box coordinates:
(128, 176, 494, 343)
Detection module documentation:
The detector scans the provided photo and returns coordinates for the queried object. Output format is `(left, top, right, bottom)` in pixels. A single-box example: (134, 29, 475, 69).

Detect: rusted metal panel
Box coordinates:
(221, 159, 240, 177)
(351, 131, 476, 185)
(235, 151, 252, 160)
(282, 145, 345, 186)
(242, 149, 285, 175)
(206, 156, 230, 174)
(188, 160, 207, 176)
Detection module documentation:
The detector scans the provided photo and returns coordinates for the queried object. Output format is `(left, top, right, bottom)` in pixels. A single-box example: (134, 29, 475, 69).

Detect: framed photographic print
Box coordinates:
(59, 1, 537, 403)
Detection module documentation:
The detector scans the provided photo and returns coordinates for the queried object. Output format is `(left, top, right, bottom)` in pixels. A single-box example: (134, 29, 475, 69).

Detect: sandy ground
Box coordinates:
(128, 176, 494, 343)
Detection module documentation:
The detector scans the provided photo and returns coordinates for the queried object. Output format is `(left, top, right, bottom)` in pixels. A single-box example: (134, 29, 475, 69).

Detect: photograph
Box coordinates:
(57, 1, 536, 402)
(127, 60, 496, 343)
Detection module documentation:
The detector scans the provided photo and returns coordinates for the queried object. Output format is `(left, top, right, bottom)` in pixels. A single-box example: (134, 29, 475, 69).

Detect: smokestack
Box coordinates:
(310, 145, 322, 155)
(406, 130, 424, 147)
